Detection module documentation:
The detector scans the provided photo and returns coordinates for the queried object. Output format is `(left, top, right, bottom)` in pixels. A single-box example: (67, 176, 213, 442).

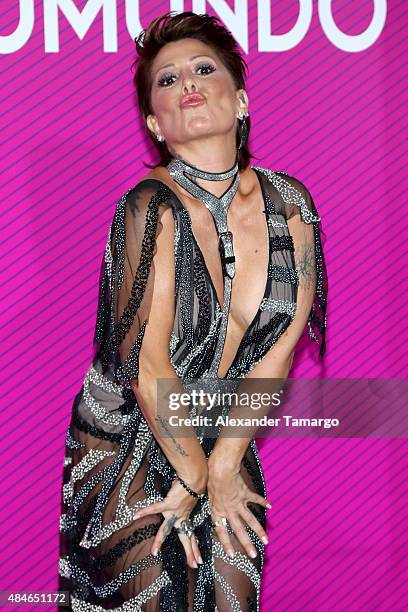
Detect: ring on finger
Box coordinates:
(211, 516, 229, 529)
(175, 518, 194, 538)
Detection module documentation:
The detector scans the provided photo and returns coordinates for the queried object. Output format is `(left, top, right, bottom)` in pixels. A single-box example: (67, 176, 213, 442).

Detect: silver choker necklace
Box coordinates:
(166, 155, 240, 379)
(166, 156, 239, 181)
(166, 156, 239, 279)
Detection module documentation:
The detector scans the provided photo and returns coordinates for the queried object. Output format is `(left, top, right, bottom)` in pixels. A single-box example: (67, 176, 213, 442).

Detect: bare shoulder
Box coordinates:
(125, 170, 175, 228)
(139, 166, 178, 191)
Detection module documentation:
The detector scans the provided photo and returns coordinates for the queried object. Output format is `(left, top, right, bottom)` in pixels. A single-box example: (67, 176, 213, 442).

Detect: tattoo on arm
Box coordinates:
(163, 513, 177, 537)
(295, 241, 316, 290)
(156, 414, 189, 457)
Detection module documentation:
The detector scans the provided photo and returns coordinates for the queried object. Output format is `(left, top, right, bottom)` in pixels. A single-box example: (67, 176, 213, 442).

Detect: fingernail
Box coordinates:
(198, 556, 203, 564)
(266, 503, 272, 509)
(250, 549, 257, 558)
(228, 550, 235, 558)
(152, 548, 158, 556)
(192, 560, 198, 568)
(262, 536, 268, 544)
(133, 512, 140, 519)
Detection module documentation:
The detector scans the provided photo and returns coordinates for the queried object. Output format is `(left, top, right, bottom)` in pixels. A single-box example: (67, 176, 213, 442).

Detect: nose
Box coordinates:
(182, 73, 197, 94)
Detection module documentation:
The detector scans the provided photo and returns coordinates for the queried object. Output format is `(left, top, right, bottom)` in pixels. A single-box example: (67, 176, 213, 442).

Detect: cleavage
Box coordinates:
(187, 188, 270, 378)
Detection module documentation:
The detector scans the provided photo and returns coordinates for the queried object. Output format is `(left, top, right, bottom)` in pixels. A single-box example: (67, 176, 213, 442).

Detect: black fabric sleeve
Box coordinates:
(92, 179, 175, 386)
(271, 171, 328, 357)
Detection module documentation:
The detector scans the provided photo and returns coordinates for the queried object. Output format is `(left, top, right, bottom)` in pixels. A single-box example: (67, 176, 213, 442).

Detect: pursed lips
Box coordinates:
(180, 94, 206, 108)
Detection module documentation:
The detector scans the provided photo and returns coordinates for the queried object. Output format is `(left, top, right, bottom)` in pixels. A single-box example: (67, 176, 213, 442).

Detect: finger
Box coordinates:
(240, 506, 268, 545)
(190, 533, 203, 565)
(133, 501, 165, 520)
(228, 514, 258, 559)
(247, 493, 272, 509)
(213, 523, 235, 559)
(151, 512, 177, 556)
(177, 534, 198, 569)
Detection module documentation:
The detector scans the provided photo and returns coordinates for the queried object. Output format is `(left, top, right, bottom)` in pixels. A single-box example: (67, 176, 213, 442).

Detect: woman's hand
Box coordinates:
(207, 461, 271, 559)
(132, 478, 203, 569)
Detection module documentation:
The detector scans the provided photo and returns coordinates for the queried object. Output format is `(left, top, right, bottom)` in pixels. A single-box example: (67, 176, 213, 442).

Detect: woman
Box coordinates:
(58, 11, 328, 612)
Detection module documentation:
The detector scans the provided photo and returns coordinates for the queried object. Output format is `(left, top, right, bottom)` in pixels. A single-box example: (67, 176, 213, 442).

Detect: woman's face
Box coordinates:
(146, 38, 248, 151)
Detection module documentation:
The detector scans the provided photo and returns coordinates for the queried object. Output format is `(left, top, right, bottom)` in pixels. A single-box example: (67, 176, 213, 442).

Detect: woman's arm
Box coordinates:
(110, 182, 208, 493)
(206, 199, 319, 558)
(111, 185, 207, 566)
(209, 208, 317, 472)
(130, 205, 208, 494)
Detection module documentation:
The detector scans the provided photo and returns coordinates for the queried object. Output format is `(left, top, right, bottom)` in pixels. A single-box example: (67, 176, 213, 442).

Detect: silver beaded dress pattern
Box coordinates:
(58, 166, 328, 611)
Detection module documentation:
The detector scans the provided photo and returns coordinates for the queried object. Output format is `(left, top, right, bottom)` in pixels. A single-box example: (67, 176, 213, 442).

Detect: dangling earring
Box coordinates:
(156, 133, 165, 142)
(237, 111, 249, 150)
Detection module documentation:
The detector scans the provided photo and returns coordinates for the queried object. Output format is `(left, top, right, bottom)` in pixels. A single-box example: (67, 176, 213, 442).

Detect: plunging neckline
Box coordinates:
(138, 168, 271, 378)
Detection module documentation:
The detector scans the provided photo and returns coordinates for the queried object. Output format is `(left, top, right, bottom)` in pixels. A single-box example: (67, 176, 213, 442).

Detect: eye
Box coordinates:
(157, 62, 216, 88)
(195, 62, 216, 76)
(157, 72, 177, 88)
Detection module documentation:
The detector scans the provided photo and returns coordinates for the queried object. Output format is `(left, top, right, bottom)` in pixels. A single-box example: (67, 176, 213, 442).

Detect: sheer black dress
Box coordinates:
(58, 167, 328, 611)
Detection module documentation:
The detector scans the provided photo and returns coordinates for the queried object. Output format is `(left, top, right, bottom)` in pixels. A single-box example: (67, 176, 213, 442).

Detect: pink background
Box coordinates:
(1, 1, 406, 610)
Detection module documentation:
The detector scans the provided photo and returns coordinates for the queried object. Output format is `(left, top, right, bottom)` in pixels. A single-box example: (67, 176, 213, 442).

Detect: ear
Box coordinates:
(146, 114, 160, 139)
(236, 89, 249, 115)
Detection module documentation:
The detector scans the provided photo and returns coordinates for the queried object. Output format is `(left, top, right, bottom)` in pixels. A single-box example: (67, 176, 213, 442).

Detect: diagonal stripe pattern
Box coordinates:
(0, 1, 406, 610)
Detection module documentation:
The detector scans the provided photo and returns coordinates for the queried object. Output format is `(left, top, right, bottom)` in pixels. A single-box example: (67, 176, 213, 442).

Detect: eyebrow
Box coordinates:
(155, 55, 215, 76)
